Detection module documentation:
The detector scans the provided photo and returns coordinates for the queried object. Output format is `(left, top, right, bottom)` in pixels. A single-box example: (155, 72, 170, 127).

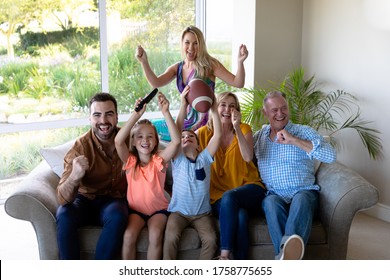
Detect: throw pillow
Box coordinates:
(39, 140, 75, 177)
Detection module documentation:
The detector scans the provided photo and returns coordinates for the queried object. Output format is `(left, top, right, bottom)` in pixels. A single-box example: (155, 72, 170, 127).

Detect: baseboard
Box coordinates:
(361, 203, 390, 223)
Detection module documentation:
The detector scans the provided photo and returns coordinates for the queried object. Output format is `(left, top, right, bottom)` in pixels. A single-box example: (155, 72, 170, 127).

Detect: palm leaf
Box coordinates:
(329, 111, 383, 160)
(315, 90, 355, 131)
(240, 66, 383, 160)
(240, 87, 268, 131)
(281, 67, 323, 125)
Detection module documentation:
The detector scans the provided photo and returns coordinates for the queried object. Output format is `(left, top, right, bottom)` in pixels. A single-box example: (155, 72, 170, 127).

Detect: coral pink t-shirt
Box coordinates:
(124, 154, 169, 216)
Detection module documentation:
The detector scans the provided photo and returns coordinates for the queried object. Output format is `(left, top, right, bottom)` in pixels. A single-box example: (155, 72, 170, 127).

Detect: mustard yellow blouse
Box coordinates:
(197, 123, 264, 204)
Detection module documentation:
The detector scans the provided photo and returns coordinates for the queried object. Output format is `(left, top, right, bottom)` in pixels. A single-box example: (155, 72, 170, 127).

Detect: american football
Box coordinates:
(187, 78, 214, 113)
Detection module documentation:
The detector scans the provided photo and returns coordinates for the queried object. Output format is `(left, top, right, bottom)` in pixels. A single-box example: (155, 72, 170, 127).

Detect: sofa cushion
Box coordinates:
(77, 225, 203, 257)
(76, 215, 327, 259)
(39, 140, 75, 177)
(39, 139, 170, 179)
(248, 216, 326, 246)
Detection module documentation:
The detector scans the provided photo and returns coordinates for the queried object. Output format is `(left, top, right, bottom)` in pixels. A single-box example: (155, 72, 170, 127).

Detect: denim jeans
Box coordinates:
(212, 184, 266, 260)
(56, 194, 128, 259)
(262, 190, 319, 256)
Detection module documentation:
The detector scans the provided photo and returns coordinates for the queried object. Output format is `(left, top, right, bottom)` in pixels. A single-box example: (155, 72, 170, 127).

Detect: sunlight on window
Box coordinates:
(0, 0, 100, 124)
(205, 0, 234, 93)
(0, 0, 235, 184)
(106, 0, 195, 113)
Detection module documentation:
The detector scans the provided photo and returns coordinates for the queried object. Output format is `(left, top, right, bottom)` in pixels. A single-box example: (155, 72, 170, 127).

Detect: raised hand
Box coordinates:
(71, 155, 89, 180)
(135, 45, 148, 63)
(231, 108, 241, 130)
(238, 44, 249, 63)
(157, 92, 169, 113)
(134, 97, 147, 115)
(181, 85, 190, 107)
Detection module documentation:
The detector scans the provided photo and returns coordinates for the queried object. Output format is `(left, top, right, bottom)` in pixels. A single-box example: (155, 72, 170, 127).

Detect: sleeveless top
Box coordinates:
(176, 61, 215, 130)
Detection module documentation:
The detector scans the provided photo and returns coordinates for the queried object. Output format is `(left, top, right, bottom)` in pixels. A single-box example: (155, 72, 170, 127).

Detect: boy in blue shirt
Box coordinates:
(163, 87, 222, 259)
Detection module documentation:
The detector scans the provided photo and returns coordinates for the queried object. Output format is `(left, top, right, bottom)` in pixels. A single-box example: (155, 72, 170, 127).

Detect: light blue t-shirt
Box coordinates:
(168, 149, 213, 216)
(253, 121, 336, 203)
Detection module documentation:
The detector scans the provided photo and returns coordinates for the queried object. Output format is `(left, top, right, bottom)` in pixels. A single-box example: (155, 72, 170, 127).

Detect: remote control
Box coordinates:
(135, 88, 158, 112)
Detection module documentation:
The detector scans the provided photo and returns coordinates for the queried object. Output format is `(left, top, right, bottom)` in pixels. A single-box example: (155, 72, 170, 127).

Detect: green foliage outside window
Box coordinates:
(0, 0, 237, 180)
(0, 0, 198, 116)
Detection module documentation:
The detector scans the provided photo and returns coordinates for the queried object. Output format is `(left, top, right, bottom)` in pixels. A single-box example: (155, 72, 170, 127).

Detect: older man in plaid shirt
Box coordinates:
(253, 91, 336, 260)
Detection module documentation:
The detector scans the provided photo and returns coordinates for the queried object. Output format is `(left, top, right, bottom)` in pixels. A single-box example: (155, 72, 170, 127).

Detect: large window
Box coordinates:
(0, 0, 235, 188)
(0, 0, 101, 133)
(204, 0, 234, 93)
(0, 0, 196, 133)
(205, 0, 233, 42)
(106, 0, 195, 112)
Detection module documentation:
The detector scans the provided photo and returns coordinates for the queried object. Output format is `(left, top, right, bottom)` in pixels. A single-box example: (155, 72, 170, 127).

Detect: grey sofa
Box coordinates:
(5, 141, 379, 260)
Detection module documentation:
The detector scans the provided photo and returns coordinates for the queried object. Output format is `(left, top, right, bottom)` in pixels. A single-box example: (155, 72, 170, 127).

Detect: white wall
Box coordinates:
(301, 0, 390, 221)
(244, 0, 390, 221)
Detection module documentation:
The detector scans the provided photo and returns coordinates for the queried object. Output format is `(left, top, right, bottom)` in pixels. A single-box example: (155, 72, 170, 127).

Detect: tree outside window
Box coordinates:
(0, 0, 235, 185)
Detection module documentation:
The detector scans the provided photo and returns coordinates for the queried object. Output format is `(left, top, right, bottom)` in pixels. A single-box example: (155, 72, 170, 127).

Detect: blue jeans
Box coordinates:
(212, 184, 266, 260)
(262, 190, 319, 256)
(56, 194, 128, 260)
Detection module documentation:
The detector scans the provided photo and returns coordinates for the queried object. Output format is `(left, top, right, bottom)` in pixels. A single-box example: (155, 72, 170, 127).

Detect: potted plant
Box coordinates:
(240, 67, 383, 160)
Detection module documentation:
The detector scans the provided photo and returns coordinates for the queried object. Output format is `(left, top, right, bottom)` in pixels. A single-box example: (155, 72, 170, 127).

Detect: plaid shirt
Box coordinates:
(253, 121, 336, 203)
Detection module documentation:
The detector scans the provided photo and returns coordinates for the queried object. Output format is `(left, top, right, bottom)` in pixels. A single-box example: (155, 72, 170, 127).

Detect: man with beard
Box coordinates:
(56, 93, 129, 259)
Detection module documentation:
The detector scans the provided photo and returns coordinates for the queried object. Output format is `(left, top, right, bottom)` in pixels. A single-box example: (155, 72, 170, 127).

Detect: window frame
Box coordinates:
(0, 0, 204, 134)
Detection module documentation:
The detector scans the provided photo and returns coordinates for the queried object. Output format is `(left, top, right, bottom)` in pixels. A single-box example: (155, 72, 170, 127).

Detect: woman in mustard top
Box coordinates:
(197, 92, 266, 260)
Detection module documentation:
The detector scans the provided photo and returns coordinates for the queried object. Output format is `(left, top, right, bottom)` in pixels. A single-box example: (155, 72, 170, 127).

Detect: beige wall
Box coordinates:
(301, 0, 390, 221)
(231, 0, 303, 88)
(252, 0, 303, 88)
(236, 0, 390, 221)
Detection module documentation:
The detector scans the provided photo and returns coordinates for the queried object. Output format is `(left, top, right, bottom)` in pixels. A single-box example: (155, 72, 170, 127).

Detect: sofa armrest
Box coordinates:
(316, 161, 379, 259)
(4, 161, 60, 259)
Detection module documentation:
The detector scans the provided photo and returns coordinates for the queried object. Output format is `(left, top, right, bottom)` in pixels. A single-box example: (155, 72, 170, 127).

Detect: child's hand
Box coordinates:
(210, 94, 218, 112)
(181, 86, 190, 107)
(134, 97, 146, 114)
(158, 92, 169, 113)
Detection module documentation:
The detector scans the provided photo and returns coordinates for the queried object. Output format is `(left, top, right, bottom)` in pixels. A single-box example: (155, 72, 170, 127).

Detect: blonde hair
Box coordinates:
(206, 92, 241, 132)
(181, 26, 221, 79)
(129, 119, 159, 171)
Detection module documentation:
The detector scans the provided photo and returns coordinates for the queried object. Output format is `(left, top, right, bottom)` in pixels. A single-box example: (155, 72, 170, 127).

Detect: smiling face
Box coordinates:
(218, 95, 238, 125)
(131, 123, 158, 156)
(89, 100, 118, 141)
(182, 31, 198, 62)
(263, 94, 290, 132)
(181, 130, 199, 151)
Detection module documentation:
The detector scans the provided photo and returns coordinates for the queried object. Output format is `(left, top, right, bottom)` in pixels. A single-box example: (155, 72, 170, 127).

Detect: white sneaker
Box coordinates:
(279, 234, 305, 260)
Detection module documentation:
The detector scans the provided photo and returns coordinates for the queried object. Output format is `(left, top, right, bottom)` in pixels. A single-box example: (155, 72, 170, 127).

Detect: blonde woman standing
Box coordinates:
(136, 25, 248, 130)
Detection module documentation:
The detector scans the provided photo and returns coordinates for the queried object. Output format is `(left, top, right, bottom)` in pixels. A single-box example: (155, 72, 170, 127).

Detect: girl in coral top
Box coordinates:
(115, 92, 180, 260)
